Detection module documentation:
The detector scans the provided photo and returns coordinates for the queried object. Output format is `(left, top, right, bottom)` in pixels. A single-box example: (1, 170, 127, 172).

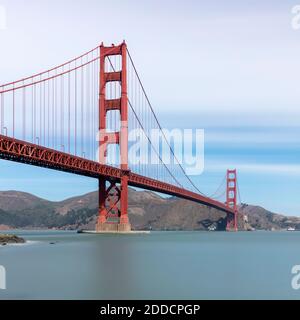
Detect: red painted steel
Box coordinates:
(0, 57, 100, 94)
(0, 134, 235, 215)
(0, 42, 240, 232)
(226, 169, 238, 231)
(0, 46, 100, 89)
(98, 42, 129, 227)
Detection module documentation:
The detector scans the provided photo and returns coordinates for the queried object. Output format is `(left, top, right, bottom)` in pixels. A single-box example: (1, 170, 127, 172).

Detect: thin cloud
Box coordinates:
(205, 163, 300, 175)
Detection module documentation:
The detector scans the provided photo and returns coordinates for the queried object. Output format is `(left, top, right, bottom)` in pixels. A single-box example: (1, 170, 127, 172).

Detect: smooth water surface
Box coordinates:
(0, 230, 300, 299)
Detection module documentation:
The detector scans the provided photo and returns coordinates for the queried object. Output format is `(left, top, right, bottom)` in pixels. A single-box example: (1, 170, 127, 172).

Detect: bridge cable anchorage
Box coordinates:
(126, 49, 205, 195)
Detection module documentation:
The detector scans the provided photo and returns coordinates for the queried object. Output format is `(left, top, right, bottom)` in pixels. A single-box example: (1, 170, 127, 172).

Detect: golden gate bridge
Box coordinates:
(0, 42, 240, 232)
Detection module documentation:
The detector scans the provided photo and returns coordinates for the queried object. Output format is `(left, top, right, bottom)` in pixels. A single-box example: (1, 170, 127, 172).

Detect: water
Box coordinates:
(0, 230, 300, 299)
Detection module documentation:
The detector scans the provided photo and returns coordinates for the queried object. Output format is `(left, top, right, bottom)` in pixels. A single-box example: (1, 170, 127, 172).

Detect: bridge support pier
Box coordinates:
(96, 173, 131, 232)
(226, 212, 238, 232)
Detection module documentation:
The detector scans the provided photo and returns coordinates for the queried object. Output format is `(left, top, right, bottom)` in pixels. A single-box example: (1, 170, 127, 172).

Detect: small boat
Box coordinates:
(287, 227, 296, 231)
(208, 225, 217, 231)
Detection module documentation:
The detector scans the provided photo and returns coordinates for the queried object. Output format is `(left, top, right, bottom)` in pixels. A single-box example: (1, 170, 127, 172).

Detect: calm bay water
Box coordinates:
(0, 230, 300, 299)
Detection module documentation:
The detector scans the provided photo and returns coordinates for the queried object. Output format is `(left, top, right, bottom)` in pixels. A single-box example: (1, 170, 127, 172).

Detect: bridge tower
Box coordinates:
(96, 41, 131, 232)
(226, 169, 238, 231)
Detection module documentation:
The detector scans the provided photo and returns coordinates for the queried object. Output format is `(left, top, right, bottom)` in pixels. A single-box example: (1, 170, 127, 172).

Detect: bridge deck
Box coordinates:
(0, 135, 234, 214)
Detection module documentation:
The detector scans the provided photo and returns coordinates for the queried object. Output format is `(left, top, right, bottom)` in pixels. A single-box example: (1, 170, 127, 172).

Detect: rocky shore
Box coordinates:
(0, 234, 25, 245)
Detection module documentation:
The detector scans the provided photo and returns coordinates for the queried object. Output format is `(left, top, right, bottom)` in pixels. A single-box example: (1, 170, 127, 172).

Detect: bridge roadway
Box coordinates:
(0, 134, 234, 215)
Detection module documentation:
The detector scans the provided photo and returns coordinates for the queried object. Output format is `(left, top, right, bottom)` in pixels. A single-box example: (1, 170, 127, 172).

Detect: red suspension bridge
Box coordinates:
(0, 42, 240, 232)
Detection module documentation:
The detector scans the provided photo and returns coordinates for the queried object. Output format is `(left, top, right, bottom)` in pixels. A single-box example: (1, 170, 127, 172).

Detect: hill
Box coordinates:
(239, 204, 300, 231)
(0, 189, 298, 231)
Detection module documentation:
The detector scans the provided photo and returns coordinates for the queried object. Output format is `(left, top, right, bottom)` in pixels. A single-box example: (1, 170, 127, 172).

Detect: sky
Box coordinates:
(0, 0, 299, 215)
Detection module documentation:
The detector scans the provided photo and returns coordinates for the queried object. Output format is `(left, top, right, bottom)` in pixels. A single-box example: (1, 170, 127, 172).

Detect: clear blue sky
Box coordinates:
(0, 0, 299, 215)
